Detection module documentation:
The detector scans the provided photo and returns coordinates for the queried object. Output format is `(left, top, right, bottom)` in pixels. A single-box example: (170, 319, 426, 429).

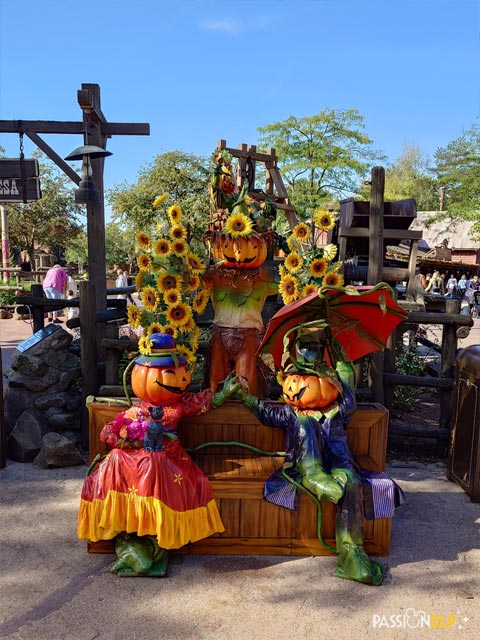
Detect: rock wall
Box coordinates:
(4, 326, 84, 466)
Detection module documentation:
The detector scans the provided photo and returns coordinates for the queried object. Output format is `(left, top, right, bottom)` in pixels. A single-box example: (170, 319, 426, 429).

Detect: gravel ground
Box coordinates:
(0, 460, 478, 640)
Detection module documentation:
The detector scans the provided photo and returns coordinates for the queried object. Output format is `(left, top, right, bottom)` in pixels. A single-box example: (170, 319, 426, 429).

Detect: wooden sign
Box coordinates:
(0, 158, 41, 202)
(0, 158, 39, 178)
(0, 177, 42, 202)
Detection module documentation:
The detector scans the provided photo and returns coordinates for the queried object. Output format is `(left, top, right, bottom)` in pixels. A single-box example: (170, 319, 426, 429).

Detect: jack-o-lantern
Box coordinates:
(211, 231, 268, 269)
(131, 333, 191, 405)
(282, 372, 339, 409)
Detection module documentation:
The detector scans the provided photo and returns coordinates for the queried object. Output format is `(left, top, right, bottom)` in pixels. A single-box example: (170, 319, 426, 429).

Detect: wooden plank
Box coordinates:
(0, 120, 84, 134)
(338, 227, 423, 240)
(25, 131, 81, 186)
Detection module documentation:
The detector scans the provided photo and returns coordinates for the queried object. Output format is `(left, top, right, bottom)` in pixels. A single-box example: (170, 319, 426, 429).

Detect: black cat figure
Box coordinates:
(144, 406, 165, 452)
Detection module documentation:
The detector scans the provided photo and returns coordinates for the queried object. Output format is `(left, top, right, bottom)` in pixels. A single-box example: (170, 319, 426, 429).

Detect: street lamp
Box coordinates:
(65, 145, 112, 204)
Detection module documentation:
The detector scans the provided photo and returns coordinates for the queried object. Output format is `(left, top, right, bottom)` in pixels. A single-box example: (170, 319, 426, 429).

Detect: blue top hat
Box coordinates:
(135, 333, 186, 367)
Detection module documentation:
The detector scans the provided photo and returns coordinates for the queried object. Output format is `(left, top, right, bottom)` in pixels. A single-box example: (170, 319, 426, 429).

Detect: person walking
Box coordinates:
(42, 263, 68, 323)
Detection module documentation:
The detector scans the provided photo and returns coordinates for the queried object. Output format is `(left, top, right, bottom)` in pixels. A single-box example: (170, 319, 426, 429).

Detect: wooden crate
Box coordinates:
(87, 401, 391, 556)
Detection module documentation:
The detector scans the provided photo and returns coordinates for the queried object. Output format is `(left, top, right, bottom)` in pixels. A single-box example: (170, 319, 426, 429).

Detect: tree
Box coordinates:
(107, 150, 211, 248)
(383, 145, 439, 210)
(432, 124, 480, 235)
(257, 109, 384, 216)
(7, 152, 83, 264)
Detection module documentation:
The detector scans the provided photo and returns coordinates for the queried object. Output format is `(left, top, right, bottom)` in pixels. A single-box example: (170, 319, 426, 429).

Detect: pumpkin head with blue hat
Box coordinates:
(131, 333, 192, 405)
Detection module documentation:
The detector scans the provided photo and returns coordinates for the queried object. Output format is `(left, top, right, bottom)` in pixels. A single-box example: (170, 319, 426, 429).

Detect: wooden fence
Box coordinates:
(10, 283, 474, 450)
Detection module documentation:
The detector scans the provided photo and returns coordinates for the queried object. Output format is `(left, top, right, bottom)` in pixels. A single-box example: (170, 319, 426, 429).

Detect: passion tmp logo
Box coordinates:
(372, 608, 471, 630)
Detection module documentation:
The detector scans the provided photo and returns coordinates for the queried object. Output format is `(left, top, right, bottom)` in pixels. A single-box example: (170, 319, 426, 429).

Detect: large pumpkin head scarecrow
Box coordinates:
(78, 332, 239, 577)
(234, 323, 386, 586)
(204, 174, 279, 397)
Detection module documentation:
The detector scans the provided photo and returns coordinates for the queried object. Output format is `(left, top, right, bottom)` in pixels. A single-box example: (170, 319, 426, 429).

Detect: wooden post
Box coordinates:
(31, 283, 45, 333)
(367, 166, 385, 285)
(80, 280, 98, 450)
(0, 346, 5, 468)
(105, 324, 120, 386)
(368, 166, 385, 403)
(440, 298, 459, 432)
(78, 84, 108, 314)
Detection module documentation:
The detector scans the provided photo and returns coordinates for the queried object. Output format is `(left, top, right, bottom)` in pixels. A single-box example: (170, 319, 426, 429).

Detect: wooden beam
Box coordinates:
(0, 120, 84, 134)
(25, 131, 81, 185)
(338, 227, 423, 240)
(102, 122, 150, 136)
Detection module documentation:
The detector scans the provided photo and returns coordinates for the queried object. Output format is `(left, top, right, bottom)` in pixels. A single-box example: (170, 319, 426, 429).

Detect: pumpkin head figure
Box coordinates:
(209, 231, 268, 270)
(131, 333, 191, 406)
(282, 371, 340, 409)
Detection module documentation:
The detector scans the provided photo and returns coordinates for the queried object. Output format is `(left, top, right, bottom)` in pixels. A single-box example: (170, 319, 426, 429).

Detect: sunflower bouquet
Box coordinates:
(279, 208, 344, 304)
(128, 198, 210, 369)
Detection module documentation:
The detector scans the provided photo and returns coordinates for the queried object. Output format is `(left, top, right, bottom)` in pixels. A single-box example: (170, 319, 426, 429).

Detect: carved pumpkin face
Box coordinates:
(282, 373, 340, 409)
(131, 362, 191, 405)
(212, 232, 268, 269)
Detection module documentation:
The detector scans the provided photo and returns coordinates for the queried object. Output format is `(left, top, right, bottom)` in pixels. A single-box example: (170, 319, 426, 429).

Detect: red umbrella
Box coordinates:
(258, 283, 409, 367)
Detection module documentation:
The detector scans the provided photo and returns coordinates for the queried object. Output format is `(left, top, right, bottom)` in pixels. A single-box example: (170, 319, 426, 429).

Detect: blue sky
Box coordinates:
(0, 0, 479, 206)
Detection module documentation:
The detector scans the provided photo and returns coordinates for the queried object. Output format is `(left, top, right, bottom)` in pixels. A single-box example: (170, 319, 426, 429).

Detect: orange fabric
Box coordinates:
(78, 445, 224, 549)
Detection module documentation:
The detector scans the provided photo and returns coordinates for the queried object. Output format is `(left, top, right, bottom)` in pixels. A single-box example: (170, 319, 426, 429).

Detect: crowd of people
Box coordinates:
(418, 269, 480, 307)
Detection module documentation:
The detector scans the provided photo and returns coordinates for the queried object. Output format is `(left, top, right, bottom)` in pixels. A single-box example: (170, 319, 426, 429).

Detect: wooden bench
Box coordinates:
(87, 400, 391, 556)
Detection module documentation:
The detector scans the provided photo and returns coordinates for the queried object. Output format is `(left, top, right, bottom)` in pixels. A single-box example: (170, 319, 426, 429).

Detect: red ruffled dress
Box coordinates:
(78, 390, 224, 549)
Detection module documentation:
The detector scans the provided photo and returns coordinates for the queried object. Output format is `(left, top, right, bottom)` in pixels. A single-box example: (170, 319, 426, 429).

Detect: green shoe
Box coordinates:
(112, 534, 169, 577)
(333, 543, 386, 586)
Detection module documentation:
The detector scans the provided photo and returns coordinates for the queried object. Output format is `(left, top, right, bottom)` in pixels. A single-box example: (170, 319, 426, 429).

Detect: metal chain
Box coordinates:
(18, 124, 27, 204)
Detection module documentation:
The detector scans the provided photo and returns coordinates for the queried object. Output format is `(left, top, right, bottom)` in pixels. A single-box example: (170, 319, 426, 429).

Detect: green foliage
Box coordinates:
(432, 123, 480, 236)
(0, 288, 19, 307)
(393, 338, 427, 412)
(382, 145, 439, 210)
(257, 109, 384, 217)
(107, 150, 211, 253)
(7, 151, 84, 263)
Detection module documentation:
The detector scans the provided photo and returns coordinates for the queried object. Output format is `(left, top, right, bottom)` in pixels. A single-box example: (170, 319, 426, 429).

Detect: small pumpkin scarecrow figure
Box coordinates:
(235, 325, 386, 585)
(203, 184, 279, 397)
(78, 333, 239, 576)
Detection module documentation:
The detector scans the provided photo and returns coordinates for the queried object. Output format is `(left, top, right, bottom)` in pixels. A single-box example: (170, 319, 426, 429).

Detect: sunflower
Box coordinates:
(276, 370, 286, 386)
(135, 271, 146, 290)
(153, 238, 171, 257)
(192, 289, 209, 314)
(302, 283, 318, 298)
(176, 344, 196, 369)
(168, 204, 182, 223)
(322, 243, 338, 261)
(127, 304, 141, 328)
(309, 258, 328, 278)
(323, 271, 344, 287)
(188, 273, 201, 292)
(137, 253, 152, 272)
(172, 239, 188, 257)
(284, 252, 303, 274)
(169, 224, 187, 240)
(183, 316, 197, 332)
(147, 321, 164, 335)
(138, 335, 153, 356)
(166, 302, 192, 327)
(153, 193, 168, 207)
(160, 324, 178, 338)
(224, 212, 254, 237)
(136, 232, 151, 250)
(278, 263, 287, 279)
(163, 289, 181, 305)
(186, 251, 206, 274)
(156, 272, 181, 292)
(279, 274, 300, 304)
(313, 209, 336, 231)
(287, 235, 300, 251)
(141, 286, 159, 311)
(190, 326, 201, 352)
(292, 223, 310, 242)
